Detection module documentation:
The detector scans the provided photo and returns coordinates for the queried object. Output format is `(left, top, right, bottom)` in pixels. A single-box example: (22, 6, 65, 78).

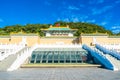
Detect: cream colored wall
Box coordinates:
(95, 37, 109, 44)
(81, 37, 93, 46)
(0, 36, 40, 46)
(0, 35, 120, 47)
(94, 37, 120, 44)
(0, 38, 10, 44)
(26, 36, 39, 46)
(108, 38, 120, 44)
(40, 38, 75, 44)
(82, 36, 107, 46)
(10, 36, 22, 44)
(81, 36, 120, 46)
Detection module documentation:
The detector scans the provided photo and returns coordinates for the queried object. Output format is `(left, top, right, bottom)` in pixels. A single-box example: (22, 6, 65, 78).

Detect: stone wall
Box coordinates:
(82, 36, 120, 46)
(0, 37, 10, 44)
(0, 35, 120, 46)
(40, 38, 76, 45)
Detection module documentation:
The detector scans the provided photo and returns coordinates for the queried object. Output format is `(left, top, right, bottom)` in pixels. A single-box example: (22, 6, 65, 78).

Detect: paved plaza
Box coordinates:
(0, 68, 120, 80)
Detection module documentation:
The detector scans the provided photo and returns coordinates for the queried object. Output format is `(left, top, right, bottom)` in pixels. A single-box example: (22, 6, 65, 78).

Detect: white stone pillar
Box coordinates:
(68, 33, 73, 37)
(46, 32, 51, 37)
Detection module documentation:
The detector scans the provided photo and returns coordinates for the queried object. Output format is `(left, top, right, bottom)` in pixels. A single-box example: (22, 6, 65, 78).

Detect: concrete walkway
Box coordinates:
(0, 68, 120, 80)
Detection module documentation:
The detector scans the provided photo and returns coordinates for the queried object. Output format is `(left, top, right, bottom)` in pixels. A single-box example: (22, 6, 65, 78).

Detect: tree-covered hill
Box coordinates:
(54, 21, 113, 36)
(0, 21, 117, 36)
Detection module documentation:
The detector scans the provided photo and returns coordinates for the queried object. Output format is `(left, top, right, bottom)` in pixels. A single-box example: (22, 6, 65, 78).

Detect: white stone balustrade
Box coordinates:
(0, 43, 25, 61)
(7, 47, 29, 71)
(98, 43, 120, 53)
(7, 43, 82, 71)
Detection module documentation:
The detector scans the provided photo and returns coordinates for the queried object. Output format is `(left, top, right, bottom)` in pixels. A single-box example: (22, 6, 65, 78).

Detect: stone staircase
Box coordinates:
(0, 47, 27, 71)
(0, 54, 18, 71)
(105, 54, 120, 70)
(93, 47, 120, 71)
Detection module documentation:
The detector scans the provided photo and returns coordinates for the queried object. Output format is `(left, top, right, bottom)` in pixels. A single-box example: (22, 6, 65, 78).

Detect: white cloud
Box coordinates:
(115, 0, 120, 4)
(60, 10, 88, 22)
(57, 18, 61, 21)
(111, 26, 117, 29)
(74, 15, 88, 21)
(60, 17, 79, 22)
(57, 17, 70, 22)
(110, 25, 120, 33)
(72, 17, 79, 22)
(68, 6, 79, 10)
(87, 20, 96, 23)
(101, 22, 107, 25)
(89, 0, 104, 4)
(111, 26, 120, 29)
(92, 6, 113, 15)
(70, 14, 88, 22)
(63, 18, 70, 22)
(0, 19, 3, 22)
(112, 29, 120, 33)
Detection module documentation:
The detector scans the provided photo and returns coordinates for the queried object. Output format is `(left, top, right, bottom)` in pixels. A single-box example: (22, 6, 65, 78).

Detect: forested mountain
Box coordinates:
(0, 21, 117, 36)
(54, 21, 113, 36)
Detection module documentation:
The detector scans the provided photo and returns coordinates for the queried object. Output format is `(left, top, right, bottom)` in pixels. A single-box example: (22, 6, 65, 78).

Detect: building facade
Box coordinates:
(42, 25, 77, 37)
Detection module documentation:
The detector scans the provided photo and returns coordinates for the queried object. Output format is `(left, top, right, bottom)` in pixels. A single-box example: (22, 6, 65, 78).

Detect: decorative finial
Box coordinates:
(67, 25, 69, 28)
(50, 25, 52, 28)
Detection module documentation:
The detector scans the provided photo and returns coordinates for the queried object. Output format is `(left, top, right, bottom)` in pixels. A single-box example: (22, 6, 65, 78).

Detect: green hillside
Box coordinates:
(0, 21, 117, 36)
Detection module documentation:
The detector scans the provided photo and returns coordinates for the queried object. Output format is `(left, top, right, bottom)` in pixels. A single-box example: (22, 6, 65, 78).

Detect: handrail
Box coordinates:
(96, 44, 120, 60)
(0, 44, 25, 61)
(82, 44, 114, 70)
(7, 47, 29, 71)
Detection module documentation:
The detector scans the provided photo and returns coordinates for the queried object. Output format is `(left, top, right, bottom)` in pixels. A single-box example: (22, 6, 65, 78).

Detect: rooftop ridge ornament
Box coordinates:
(50, 25, 53, 28)
(55, 23, 60, 27)
(67, 25, 69, 28)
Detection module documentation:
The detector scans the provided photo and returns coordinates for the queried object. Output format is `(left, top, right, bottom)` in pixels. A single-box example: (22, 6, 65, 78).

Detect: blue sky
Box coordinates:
(0, 0, 120, 33)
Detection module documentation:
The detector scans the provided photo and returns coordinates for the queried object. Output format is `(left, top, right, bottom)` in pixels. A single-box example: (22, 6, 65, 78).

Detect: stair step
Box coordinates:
(94, 47, 120, 71)
(0, 54, 17, 71)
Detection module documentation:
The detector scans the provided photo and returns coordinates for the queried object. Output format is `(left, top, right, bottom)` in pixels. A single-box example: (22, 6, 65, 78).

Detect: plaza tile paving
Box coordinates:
(0, 68, 120, 80)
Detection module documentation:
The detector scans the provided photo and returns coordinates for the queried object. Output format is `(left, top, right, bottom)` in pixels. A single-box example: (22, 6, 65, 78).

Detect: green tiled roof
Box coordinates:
(0, 36, 10, 38)
(81, 33, 108, 36)
(109, 36, 120, 38)
(10, 33, 38, 36)
(48, 27, 71, 30)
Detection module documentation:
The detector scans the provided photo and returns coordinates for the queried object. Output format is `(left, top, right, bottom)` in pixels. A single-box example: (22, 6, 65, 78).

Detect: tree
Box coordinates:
(0, 21, 115, 36)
